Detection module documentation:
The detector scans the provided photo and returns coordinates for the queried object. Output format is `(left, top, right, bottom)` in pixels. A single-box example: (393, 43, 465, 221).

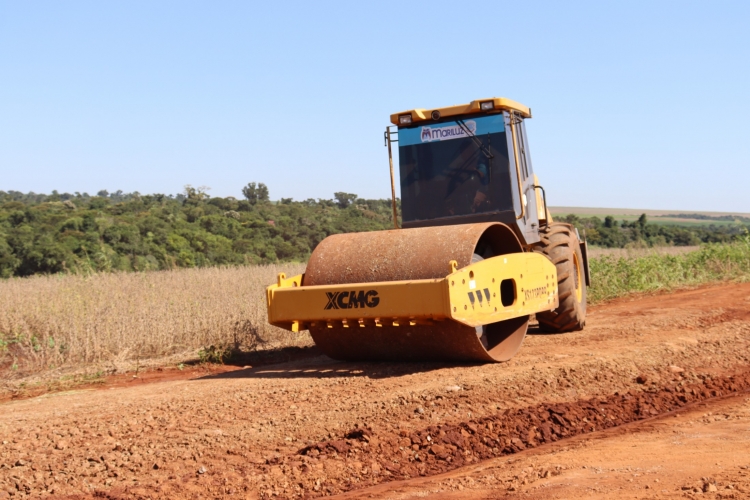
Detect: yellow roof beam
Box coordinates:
(390, 97, 531, 126)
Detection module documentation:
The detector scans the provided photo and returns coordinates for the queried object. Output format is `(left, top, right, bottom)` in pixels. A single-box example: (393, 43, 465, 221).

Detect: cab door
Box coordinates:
(506, 112, 541, 245)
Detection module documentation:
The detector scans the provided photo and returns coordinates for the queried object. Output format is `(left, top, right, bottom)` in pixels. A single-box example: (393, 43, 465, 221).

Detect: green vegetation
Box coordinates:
(198, 344, 233, 364)
(589, 232, 750, 303)
(1, 186, 748, 279)
(0, 185, 397, 278)
(556, 213, 749, 248)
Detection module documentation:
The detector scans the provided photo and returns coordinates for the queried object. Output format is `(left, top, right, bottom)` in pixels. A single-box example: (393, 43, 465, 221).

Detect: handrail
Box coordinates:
(508, 112, 526, 220)
(533, 184, 548, 230)
(384, 126, 400, 229)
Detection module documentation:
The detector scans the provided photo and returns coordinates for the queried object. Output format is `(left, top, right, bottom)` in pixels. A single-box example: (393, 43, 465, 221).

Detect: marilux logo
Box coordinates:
(325, 290, 380, 310)
(420, 120, 476, 143)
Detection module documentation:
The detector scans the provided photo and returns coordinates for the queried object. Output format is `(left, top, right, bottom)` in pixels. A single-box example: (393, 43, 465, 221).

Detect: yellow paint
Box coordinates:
(266, 252, 557, 332)
(390, 97, 531, 126)
(573, 251, 583, 303)
(448, 252, 557, 327)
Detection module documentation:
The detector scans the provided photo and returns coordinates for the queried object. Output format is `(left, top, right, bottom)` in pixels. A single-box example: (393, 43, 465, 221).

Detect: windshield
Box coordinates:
(398, 113, 512, 223)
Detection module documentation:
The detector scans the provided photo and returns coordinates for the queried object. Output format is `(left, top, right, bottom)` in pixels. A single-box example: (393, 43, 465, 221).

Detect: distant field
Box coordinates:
(0, 263, 308, 379)
(550, 206, 750, 226)
(586, 246, 701, 258)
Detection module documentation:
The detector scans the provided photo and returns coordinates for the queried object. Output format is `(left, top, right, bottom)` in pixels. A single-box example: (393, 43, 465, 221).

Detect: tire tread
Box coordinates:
(534, 223, 587, 333)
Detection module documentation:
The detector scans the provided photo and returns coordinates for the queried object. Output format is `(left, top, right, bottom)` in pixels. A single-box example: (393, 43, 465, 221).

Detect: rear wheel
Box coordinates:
(535, 223, 587, 332)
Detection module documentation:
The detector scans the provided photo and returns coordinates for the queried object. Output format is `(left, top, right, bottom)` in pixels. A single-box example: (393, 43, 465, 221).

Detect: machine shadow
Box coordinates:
(197, 323, 551, 382)
(525, 323, 566, 336)
(221, 345, 324, 368)
(196, 356, 481, 381)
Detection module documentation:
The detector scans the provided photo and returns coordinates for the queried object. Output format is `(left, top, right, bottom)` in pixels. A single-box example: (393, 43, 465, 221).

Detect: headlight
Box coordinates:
(480, 101, 495, 111)
(399, 114, 412, 125)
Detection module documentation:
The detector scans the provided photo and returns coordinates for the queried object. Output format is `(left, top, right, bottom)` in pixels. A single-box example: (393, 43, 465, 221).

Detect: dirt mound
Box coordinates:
(290, 370, 750, 496)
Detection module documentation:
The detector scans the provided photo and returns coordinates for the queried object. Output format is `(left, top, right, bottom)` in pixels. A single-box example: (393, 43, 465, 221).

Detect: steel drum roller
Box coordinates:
(303, 223, 530, 362)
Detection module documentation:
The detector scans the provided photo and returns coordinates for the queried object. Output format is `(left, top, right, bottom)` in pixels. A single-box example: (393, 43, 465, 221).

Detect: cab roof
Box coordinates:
(390, 97, 531, 126)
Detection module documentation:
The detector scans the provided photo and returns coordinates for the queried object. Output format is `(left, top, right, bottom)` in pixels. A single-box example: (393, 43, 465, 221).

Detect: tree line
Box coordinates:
(0, 186, 746, 278)
(556, 213, 748, 248)
(0, 185, 396, 278)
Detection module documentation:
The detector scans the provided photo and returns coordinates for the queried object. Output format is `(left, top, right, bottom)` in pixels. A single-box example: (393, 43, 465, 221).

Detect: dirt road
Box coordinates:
(1, 283, 750, 499)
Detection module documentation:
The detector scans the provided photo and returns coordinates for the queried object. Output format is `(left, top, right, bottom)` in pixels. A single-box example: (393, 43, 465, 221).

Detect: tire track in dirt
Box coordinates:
(51, 369, 750, 500)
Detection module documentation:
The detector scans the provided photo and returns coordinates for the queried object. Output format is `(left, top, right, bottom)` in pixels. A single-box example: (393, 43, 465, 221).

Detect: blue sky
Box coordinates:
(1, 1, 748, 212)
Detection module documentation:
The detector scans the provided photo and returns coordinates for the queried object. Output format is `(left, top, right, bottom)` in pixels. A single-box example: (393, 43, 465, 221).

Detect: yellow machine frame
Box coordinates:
(267, 252, 558, 333)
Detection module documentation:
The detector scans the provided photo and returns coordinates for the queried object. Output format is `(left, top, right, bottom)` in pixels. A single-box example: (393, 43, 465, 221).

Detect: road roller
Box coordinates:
(266, 97, 590, 362)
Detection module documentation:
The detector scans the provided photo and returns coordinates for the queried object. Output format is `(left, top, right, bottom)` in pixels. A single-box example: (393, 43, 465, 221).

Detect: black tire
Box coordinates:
(535, 223, 587, 332)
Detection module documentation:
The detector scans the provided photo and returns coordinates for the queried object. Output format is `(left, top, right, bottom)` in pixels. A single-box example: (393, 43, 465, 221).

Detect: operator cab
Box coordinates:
(388, 98, 544, 247)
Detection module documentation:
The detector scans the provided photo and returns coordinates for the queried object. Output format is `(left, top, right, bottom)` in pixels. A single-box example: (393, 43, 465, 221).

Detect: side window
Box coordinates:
(517, 120, 530, 179)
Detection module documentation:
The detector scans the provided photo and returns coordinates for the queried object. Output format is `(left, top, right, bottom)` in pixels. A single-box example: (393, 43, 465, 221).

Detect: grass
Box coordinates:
(1, 235, 748, 382)
(588, 236, 750, 303)
(0, 262, 306, 378)
(586, 245, 702, 259)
